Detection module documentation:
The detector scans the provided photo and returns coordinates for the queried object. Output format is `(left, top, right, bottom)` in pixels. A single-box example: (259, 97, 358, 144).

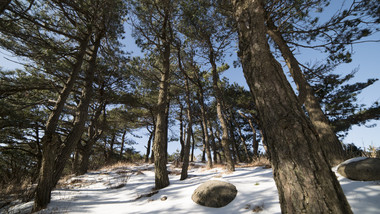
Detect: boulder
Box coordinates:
(337, 157, 380, 181)
(191, 180, 237, 208)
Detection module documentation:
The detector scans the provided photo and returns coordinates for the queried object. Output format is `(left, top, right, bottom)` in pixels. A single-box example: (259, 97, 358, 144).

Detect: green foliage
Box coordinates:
(168, 149, 181, 162)
(306, 66, 380, 136)
(0, 0, 379, 202)
(267, 0, 380, 64)
(343, 143, 364, 158)
(0, 68, 53, 186)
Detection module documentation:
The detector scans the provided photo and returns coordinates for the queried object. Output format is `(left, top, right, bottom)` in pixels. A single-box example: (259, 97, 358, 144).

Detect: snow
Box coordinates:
(338, 157, 369, 166)
(2, 162, 380, 214)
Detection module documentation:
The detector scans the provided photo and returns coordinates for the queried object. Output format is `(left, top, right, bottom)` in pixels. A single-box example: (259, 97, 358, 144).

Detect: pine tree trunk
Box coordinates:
(228, 116, 242, 163)
(200, 123, 206, 162)
(153, 72, 170, 188)
(195, 70, 213, 168)
(266, 18, 345, 166)
(78, 147, 92, 174)
(33, 134, 59, 211)
(164, 100, 170, 163)
(72, 146, 81, 174)
(236, 119, 251, 162)
(190, 129, 195, 162)
(201, 113, 213, 167)
(107, 134, 116, 162)
(32, 37, 89, 212)
(145, 129, 153, 163)
(52, 34, 101, 187)
(153, 24, 171, 188)
(232, 0, 353, 213)
(120, 130, 127, 158)
(178, 102, 185, 161)
(180, 78, 193, 180)
(150, 113, 156, 164)
(208, 39, 235, 172)
(238, 111, 258, 158)
(208, 121, 218, 164)
(77, 101, 105, 175)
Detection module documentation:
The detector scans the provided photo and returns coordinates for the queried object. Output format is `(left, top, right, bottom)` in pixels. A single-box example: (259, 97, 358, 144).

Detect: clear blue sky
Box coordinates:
(1, 1, 379, 157)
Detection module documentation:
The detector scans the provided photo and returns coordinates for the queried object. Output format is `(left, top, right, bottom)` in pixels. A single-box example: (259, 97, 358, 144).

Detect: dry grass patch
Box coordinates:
(100, 161, 137, 171)
(235, 157, 271, 168)
(0, 178, 35, 203)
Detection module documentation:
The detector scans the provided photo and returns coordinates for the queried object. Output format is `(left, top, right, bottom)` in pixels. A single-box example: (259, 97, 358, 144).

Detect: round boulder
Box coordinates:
(338, 157, 380, 181)
(191, 180, 237, 208)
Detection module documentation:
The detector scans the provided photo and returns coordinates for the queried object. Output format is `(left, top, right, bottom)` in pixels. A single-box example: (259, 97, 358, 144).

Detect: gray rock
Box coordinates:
(338, 158, 380, 181)
(191, 180, 237, 208)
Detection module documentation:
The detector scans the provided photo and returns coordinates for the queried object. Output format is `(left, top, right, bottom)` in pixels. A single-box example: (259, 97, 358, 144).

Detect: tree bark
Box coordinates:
(72, 144, 81, 174)
(145, 127, 153, 163)
(266, 17, 345, 166)
(234, 114, 251, 162)
(207, 39, 234, 172)
(228, 114, 242, 163)
(232, 0, 353, 213)
(153, 12, 171, 187)
(32, 36, 89, 212)
(52, 33, 102, 187)
(108, 133, 116, 162)
(164, 99, 170, 162)
(153, 69, 170, 188)
(194, 69, 212, 168)
(190, 128, 196, 162)
(208, 121, 219, 164)
(77, 100, 105, 175)
(180, 78, 193, 180)
(150, 111, 156, 164)
(200, 122, 206, 162)
(178, 102, 185, 161)
(119, 130, 127, 158)
(239, 111, 258, 158)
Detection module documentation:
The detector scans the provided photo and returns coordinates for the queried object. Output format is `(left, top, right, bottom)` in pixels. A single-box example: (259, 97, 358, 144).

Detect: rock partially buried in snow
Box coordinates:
(338, 157, 380, 181)
(191, 180, 237, 208)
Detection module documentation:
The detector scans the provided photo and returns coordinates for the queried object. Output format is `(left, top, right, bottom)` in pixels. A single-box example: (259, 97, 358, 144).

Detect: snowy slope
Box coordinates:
(2, 162, 380, 214)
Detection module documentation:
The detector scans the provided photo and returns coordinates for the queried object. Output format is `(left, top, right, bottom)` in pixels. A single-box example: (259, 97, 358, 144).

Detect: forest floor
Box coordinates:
(2, 158, 380, 214)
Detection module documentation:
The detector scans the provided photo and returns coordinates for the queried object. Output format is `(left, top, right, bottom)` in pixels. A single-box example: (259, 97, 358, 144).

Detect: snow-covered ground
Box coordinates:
(2, 161, 380, 214)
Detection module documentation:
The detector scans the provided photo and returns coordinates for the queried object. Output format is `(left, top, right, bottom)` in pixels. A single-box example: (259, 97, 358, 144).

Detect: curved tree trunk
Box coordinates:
(234, 114, 251, 162)
(77, 99, 106, 175)
(239, 111, 258, 158)
(194, 68, 212, 168)
(266, 18, 345, 166)
(33, 36, 89, 212)
(232, 0, 353, 213)
(207, 39, 235, 172)
(52, 33, 102, 187)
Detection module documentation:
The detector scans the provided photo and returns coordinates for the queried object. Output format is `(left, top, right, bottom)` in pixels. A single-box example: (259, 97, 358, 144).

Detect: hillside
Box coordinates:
(2, 161, 380, 214)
